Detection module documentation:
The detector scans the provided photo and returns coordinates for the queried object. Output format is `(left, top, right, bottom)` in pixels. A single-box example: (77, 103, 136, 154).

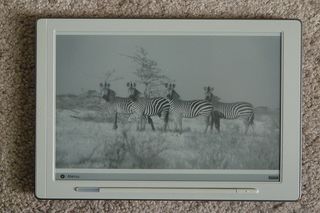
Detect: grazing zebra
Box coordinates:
(204, 86, 254, 134)
(165, 83, 213, 133)
(99, 82, 154, 130)
(127, 82, 170, 131)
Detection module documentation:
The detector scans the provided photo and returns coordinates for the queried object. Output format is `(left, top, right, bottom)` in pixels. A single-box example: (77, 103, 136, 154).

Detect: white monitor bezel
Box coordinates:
(36, 19, 301, 200)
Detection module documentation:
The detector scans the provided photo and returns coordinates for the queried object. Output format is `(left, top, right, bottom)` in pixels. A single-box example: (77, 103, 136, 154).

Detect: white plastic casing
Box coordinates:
(36, 19, 301, 200)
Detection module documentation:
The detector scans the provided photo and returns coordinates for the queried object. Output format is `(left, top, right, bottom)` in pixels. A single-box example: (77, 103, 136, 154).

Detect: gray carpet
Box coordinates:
(0, 0, 319, 212)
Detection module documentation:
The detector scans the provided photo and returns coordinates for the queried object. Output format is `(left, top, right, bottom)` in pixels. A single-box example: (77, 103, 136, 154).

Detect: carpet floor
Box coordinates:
(0, 0, 319, 212)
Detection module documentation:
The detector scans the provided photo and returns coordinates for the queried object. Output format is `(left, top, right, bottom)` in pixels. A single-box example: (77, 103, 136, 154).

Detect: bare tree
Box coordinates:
(123, 47, 170, 98)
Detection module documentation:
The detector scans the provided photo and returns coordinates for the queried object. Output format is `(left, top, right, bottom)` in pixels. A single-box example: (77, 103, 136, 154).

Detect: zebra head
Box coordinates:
(164, 83, 180, 100)
(204, 86, 220, 103)
(127, 82, 141, 101)
(204, 86, 214, 102)
(99, 82, 115, 102)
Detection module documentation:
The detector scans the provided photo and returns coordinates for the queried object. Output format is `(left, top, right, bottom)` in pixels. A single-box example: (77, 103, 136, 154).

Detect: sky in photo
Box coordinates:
(56, 35, 281, 108)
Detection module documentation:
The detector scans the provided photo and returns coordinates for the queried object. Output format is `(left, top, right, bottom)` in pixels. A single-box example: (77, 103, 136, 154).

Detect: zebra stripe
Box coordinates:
(168, 99, 213, 118)
(101, 87, 134, 114)
(165, 84, 213, 133)
(143, 97, 170, 117)
(100, 83, 136, 130)
(214, 102, 253, 120)
(127, 84, 170, 131)
(107, 96, 135, 114)
(204, 86, 254, 133)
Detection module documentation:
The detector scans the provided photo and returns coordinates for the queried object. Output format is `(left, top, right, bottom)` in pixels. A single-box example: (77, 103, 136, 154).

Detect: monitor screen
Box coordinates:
(55, 34, 281, 182)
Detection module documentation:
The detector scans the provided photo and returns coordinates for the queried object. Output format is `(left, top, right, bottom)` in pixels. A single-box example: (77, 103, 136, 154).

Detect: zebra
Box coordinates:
(164, 83, 213, 133)
(127, 82, 170, 131)
(203, 86, 254, 134)
(99, 82, 154, 130)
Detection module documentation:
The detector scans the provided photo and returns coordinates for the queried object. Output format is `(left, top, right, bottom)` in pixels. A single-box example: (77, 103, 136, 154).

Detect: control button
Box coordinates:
(236, 188, 258, 194)
(75, 187, 100, 192)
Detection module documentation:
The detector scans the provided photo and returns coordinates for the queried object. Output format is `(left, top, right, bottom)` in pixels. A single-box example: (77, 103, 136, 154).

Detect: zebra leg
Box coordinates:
(216, 117, 221, 133)
(178, 114, 183, 134)
(173, 114, 181, 133)
(162, 111, 169, 132)
(140, 113, 148, 131)
(244, 119, 255, 135)
(147, 116, 155, 131)
(142, 116, 150, 131)
(244, 119, 250, 135)
(136, 114, 140, 131)
(173, 115, 178, 132)
(249, 113, 255, 135)
(210, 111, 214, 132)
(204, 115, 210, 133)
(244, 125, 249, 135)
(250, 123, 255, 135)
(209, 112, 214, 132)
(141, 116, 146, 131)
(212, 111, 220, 133)
(138, 114, 144, 131)
(113, 112, 118, 130)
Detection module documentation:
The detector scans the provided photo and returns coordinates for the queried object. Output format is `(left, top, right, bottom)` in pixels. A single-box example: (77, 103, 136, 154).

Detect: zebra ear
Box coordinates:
(172, 84, 175, 88)
(133, 82, 136, 87)
(107, 83, 110, 88)
(104, 82, 107, 88)
(100, 83, 103, 88)
(164, 83, 168, 88)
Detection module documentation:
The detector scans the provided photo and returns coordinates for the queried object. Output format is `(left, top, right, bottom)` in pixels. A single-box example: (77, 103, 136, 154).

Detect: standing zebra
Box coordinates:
(99, 82, 154, 130)
(204, 86, 254, 134)
(165, 83, 213, 133)
(127, 82, 170, 131)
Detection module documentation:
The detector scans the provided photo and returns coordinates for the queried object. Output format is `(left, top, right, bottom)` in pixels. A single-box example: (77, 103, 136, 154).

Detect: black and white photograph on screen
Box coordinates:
(55, 35, 281, 170)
